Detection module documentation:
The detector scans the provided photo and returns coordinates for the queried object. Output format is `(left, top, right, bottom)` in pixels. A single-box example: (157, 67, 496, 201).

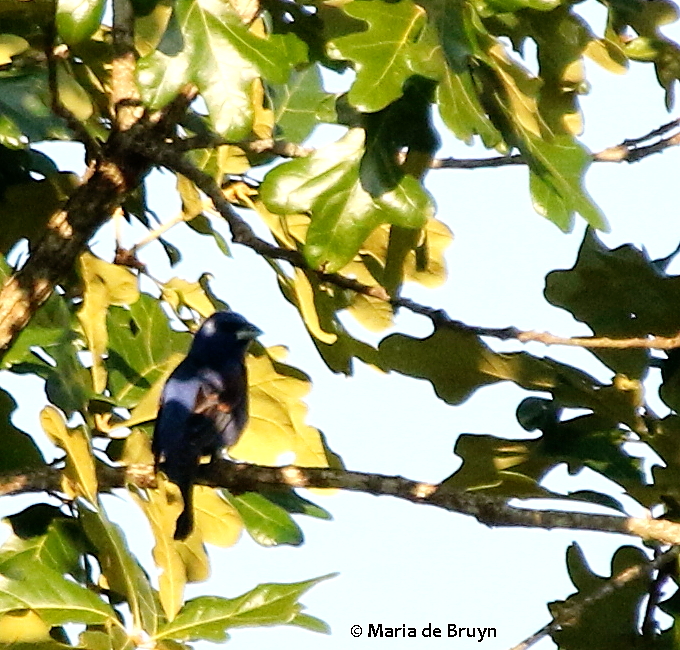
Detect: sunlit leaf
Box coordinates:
(225, 492, 303, 547)
(137, 0, 306, 138)
(328, 0, 438, 112)
(78, 252, 139, 393)
(79, 503, 160, 634)
(155, 575, 334, 642)
(231, 346, 330, 468)
(56, 0, 106, 44)
(272, 65, 336, 143)
(260, 128, 433, 272)
(40, 406, 98, 504)
(161, 277, 216, 319)
(0, 561, 114, 626)
(0, 509, 85, 579)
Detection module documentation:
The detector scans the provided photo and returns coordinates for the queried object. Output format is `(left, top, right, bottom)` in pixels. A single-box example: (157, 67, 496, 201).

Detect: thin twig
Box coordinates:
(175, 117, 680, 170)
(642, 547, 672, 637)
(508, 546, 680, 650)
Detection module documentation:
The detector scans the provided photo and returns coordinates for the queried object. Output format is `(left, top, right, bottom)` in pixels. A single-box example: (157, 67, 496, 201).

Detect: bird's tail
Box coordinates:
(174, 482, 194, 540)
(164, 460, 197, 540)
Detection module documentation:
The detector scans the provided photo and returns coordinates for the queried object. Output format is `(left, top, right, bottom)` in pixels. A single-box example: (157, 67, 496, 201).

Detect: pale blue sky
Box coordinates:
(1, 6, 680, 648)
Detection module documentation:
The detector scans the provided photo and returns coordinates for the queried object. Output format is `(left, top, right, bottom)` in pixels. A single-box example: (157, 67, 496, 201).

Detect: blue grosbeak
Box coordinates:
(152, 311, 261, 540)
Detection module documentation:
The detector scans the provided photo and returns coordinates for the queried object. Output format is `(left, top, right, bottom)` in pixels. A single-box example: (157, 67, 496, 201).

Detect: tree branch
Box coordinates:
(137, 143, 680, 353)
(4, 460, 680, 545)
(110, 0, 143, 130)
(433, 118, 680, 169)
(508, 546, 680, 650)
(183, 118, 680, 169)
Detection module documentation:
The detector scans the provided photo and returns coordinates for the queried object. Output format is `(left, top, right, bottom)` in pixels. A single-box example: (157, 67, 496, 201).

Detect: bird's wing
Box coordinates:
(191, 365, 248, 451)
(152, 363, 203, 464)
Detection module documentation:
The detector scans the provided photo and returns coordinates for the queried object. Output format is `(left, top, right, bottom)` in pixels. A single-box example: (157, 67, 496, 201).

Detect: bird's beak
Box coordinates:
(236, 323, 263, 341)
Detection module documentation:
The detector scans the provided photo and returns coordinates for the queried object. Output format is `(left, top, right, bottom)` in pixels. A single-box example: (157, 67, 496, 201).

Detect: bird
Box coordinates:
(152, 311, 261, 540)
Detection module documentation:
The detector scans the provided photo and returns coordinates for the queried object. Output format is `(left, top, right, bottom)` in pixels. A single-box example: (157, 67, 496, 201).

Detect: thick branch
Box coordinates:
(111, 0, 143, 130)
(4, 460, 680, 545)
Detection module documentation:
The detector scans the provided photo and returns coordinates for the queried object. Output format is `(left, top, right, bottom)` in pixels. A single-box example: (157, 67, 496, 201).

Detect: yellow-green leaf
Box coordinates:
(231, 347, 329, 468)
(194, 487, 242, 548)
(40, 406, 98, 504)
(78, 252, 139, 393)
(129, 477, 186, 621)
(0, 34, 29, 65)
(161, 278, 216, 319)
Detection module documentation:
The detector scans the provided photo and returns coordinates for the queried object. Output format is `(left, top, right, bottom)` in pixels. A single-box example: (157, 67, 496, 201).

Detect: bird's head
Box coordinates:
(189, 311, 262, 364)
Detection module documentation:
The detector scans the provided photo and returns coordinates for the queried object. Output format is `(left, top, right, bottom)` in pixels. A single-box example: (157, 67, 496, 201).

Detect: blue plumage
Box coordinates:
(152, 311, 261, 539)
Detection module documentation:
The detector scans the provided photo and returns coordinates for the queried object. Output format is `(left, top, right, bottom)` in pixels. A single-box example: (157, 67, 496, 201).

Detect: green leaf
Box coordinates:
(138, 0, 307, 138)
(0, 508, 84, 578)
(289, 612, 331, 634)
(606, 0, 680, 108)
(527, 134, 606, 232)
(106, 293, 191, 409)
(258, 489, 332, 521)
(155, 575, 334, 642)
(79, 502, 161, 634)
(436, 65, 503, 148)
(0, 561, 115, 626)
(225, 492, 304, 547)
(272, 65, 336, 143)
(327, 0, 438, 112)
(11, 331, 95, 416)
(185, 213, 231, 257)
(482, 0, 559, 12)
(0, 71, 71, 142)
(1, 281, 73, 371)
(56, 0, 106, 45)
(260, 128, 433, 272)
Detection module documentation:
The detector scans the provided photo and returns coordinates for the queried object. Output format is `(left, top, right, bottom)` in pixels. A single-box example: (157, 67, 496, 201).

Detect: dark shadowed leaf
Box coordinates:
(549, 544, 652, 649)
(0, 389, 44, 472)
(545, 229, 680, 378)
